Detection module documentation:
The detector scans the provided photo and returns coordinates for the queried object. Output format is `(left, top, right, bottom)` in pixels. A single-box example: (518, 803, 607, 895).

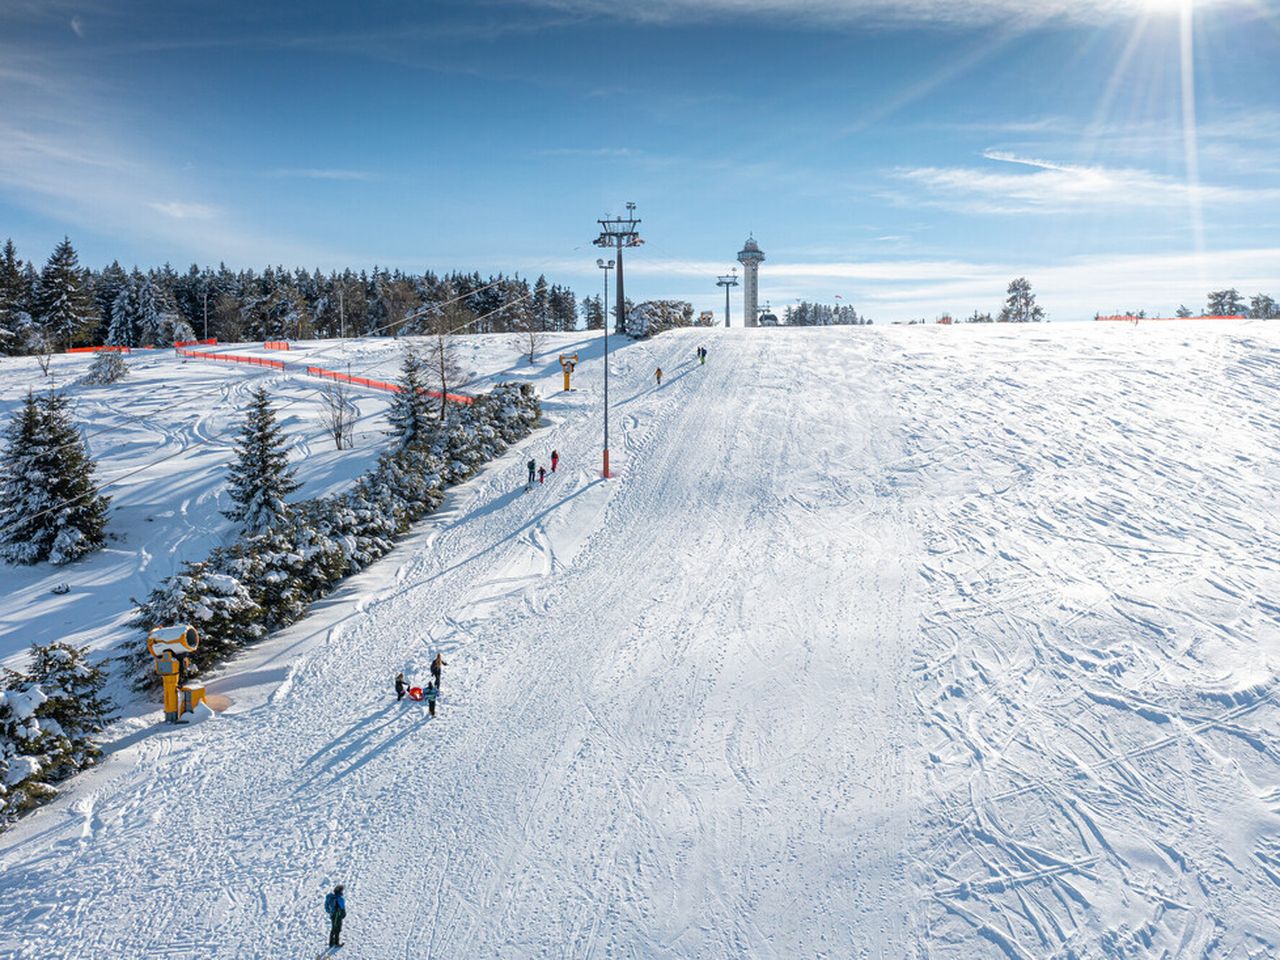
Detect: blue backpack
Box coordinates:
(324, 892, 336, 916)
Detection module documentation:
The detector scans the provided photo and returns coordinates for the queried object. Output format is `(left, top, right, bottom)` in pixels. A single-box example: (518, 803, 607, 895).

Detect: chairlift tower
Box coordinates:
(736, 236, 765, 328)
(716, 270, 739, 328)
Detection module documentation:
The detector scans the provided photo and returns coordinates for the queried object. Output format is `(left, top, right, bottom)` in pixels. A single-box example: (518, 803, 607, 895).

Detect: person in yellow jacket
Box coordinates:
(655, 367, 663, 386)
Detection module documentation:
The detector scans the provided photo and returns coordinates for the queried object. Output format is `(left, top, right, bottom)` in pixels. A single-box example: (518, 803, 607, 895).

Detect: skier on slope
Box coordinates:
(431, 652, 446, 689)
(526, 458, 536, 487)
(395, 672, 407, 702)
(538, 465, 547, 485)
(655, 367, 663, 386)
(699, 347, 706, 365)
(324, 884, 346, 948)
(550, 449, 560, 473)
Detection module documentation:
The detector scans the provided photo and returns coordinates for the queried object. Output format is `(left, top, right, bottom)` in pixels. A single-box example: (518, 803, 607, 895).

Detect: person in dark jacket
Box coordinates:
(425, 681, 438, 718)
(550, 450, 560, 473)
(395, 672, 407, 702)
(431, 653, 446, 689)
(538, 466, 546, 484)
(325, 884, 346, 947)
(526, 458, 536, 486)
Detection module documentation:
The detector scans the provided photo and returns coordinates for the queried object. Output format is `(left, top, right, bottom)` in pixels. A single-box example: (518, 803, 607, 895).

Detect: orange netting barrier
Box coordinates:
(1096, 315, 1248, 323)
(67, 345, 131, 354)
(264, 341, 290, 351)
(174, 338, 218, 348)
(304, 365, 473, 405)
(176, 348, 286, 370)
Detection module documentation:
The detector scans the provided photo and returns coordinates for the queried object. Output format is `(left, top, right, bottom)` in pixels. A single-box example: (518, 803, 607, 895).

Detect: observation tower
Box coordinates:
(737, 236, 765, 328)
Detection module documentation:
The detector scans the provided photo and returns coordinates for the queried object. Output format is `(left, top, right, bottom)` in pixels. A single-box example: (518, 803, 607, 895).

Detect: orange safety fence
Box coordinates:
(263, 341, 290, 351)
(304, 365, 474, 405)
(67, 345, 131, 354)
(176, 347, 287, 370)
(174, 338, 218, 347)
(1096, 315, 1248, 322)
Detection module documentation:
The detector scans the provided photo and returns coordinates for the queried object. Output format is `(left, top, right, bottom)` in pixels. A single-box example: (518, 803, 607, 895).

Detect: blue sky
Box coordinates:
(2, 0, 1278, 321)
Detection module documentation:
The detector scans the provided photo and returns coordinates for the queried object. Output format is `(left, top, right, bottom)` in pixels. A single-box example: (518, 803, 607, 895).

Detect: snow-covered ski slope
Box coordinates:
(2, 321, 1279, 958)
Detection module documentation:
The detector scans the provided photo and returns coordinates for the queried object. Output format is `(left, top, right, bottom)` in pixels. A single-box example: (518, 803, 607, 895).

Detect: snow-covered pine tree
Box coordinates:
(581, 294, 604, 331)
(1249, 293, 1277, 319)
(0, 239, 34, 357)
(0, 680, 56, 821)
(134, 274, 166, 347)
(998, 278, 1045, 323)
(385, 347, 434, 449)
(0, 391, 110, 565)
(79, 350, 129, 385)
(1175, 304, 1194, 318)
(93, 261, 129, 344)
(34, 238, 97, 351)
(106, 275, 139, 347)
(6, 642, 110, 782)
(223, 387, 299, 532)
(1206, 289, 1246, 317)
(129, 560, 264, 682)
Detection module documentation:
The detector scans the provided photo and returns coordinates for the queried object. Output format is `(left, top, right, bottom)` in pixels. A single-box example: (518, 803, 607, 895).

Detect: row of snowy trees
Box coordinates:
(128, 361, 542, 682)
(0, 236, 585, 355)
(625, 301, 711, 339)
(784, 302, 871, 326)
(1, 642, 111, 828)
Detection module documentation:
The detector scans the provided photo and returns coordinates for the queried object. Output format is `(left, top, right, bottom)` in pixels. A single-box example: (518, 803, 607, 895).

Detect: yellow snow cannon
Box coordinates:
(146, 625, 207, 724)
(559, 353, 579, 392)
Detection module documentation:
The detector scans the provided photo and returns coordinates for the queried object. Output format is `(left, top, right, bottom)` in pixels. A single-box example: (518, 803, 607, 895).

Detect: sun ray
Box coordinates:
(1178, 0, 1208, 290)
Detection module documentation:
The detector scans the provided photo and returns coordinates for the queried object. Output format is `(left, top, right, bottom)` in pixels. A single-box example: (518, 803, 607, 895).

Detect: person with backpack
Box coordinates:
(324, 884, 346, 948)
(550, 450, 560, 473)
(526, 458, 536, 487)
(655, 367, 663, 386)
(424, 681, 438, 718)
(538, 465, 546, 484)
(699, 347, 706, 365)
(395, 672, 407, 702)
(431, 652, 446, 689)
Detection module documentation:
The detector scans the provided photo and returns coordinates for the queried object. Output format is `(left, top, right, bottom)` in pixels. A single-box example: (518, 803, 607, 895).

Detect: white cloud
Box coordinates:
(269, 167, 375, 181)
(69, 15, 83, 37)
(546, 247, 1280, 323)
(148, 201, 218, 220)
(892, 151, 1280, 215)
(524, 0, 1248, 26)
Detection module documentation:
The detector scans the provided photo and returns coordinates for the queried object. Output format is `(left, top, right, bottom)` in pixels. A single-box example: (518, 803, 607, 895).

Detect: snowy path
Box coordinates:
(2, 323, 1278, 957)
(0, 329, 916, 958)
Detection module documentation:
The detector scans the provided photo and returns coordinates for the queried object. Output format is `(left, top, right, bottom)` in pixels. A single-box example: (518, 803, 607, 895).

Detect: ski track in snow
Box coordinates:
(0, 323, 1278, 957)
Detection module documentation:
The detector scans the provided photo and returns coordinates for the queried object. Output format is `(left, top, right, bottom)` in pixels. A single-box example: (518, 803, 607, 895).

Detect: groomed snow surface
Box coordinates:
(1, 322, 1279, 958)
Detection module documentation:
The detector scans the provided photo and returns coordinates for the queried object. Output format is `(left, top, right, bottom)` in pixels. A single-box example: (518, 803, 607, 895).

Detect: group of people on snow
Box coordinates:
(526, 448, 560, 488)
(394, 652, 447, 717)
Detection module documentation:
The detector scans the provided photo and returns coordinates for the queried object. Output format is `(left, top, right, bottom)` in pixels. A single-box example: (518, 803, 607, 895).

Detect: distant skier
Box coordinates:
(550, 450, 560, 473)
(655, 367, 663, 386)
(526, 458, 536, 487)
(395, 672, 407, 702)
(431, 652, 446, 689)
(425, 681, 438, 718)
(699, 347, 706, 365)
(324, 884, 346, 948)
(538, 465, 546, 484)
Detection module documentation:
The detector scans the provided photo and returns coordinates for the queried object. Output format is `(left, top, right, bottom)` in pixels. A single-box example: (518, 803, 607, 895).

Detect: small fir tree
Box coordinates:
(5, 643, 110, 781)
(106, 279, 139, 347)
(385, 348, 434, 450)
(79, 350, 129, 385)
(224, 387, 299, 532)
(0, 391, 110, 565)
